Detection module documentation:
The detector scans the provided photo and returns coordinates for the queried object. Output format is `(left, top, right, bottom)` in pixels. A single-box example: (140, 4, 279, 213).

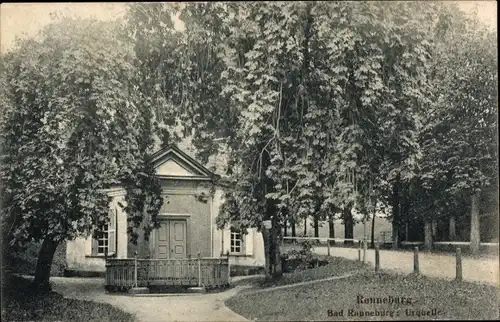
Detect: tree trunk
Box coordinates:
(303, 217, 307, 236)
(271, 216, 283, 279)
(431, 219, 438, 241)
(371, 213, 376, 249)
(391, 179, 401, 250)
(343, 206, 354, 245)
(262, 228, 272, 279)
(424, 219, 432, 251)
(291, 218, 296, 238)
(401, 184, 410, 242)
(405, 222, 409, 242)
(449, 216, 456, 240)
(33, 238, 60, 292)
(328, 214, 335, 246)
(392, 221, 399, 249)
(262, 216, 284, 280)
(313, 216, 319, 238)
(470, 191, 481, 254)
(283, 209, 289, 237)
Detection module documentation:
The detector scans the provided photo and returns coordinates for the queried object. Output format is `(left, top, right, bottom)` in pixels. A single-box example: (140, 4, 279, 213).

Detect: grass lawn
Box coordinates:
(231, 256, 369, 290)
(226, 270, 500, 321)
(1, 275, 135, 322)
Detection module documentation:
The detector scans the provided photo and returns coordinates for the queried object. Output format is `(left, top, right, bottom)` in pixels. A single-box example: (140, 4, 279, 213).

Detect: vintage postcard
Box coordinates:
(1, 2, 498, 321)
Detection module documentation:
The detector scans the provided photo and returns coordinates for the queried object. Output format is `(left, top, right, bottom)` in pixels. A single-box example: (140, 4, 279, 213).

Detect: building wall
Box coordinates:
(128, 179, 213, 258)
(66, 192, 128, 273)
(212, 226, 266, 267)
(212, 189, 266, 267)
(66, 181, 268, 273)
(230, 228, 266, 267)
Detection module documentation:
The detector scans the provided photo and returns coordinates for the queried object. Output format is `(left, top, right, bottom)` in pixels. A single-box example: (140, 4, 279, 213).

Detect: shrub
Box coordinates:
(281, 240, 317, 272)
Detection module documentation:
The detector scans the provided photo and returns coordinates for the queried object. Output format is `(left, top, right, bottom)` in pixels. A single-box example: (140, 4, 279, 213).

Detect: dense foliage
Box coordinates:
(123, 2, 497, 275)
(0, 18, 163, 288)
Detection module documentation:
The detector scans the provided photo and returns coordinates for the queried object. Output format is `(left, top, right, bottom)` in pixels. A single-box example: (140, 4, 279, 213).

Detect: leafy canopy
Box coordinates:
(1, 17, 161, 247)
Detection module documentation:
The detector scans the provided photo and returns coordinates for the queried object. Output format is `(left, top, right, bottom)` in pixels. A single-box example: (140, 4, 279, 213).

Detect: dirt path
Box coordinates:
(312, 246, 499, 286)
(51, 277, 250, 322)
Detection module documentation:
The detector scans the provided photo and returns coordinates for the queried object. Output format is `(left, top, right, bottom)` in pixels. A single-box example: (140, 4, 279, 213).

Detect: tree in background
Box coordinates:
(416, 4, 498, 252)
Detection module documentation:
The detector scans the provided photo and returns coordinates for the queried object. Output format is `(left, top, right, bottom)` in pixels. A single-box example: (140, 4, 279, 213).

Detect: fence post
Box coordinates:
(456, 247, 462, 281)
(375, 245, 380, 272)
(358, 241, 361, 261)
(134, 251, 138, 288)
(413, 247, 420, 275)
(327, 238, 331, 257)
(363, 237, 367, 264)
(197, 251, 201, 287)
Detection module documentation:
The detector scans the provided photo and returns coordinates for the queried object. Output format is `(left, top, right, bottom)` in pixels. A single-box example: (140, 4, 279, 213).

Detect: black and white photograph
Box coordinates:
(0, 2, 498, 321)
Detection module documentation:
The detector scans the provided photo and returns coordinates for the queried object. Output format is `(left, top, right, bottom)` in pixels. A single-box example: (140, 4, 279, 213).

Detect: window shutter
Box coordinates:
(245, 229, 254, 256)
(108, 208, 116, 255)
(223, 227, 231, 255)
(91, 233, 98, 256)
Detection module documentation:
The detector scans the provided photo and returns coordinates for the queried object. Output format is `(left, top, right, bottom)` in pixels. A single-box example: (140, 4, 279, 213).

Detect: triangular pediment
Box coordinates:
(156, 159, 197, 176)
(149, 145, 213, 178)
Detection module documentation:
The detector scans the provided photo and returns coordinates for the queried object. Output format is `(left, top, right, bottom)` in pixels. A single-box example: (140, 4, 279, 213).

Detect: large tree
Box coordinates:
(416, 4, 498, 252)
(124, 2, 441, 278)
(0, 17, 163, 290)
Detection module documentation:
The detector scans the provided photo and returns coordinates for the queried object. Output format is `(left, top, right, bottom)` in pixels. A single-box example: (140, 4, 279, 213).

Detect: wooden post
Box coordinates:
(358, 241, 361, 261)
(456, 247, 462, 281)
(363, 237, 367, 264)
(413, 246, 419, 275)
(375, 245, 380, 272)
(197, 251, 201, 287)
(327, 238, 331, 256)
(134, 251, 138, 288)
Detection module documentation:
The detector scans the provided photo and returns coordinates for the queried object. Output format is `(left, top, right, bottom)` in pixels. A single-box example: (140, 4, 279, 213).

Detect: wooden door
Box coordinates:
(169, 220, 187, 259)
(155, 222, 170, 259)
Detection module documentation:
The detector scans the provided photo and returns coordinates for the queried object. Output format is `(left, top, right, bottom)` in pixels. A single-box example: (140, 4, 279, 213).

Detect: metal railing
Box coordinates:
(282, 236, 371, 258)
(281, 235, 499, 251)
(105, 253, 230, 290)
